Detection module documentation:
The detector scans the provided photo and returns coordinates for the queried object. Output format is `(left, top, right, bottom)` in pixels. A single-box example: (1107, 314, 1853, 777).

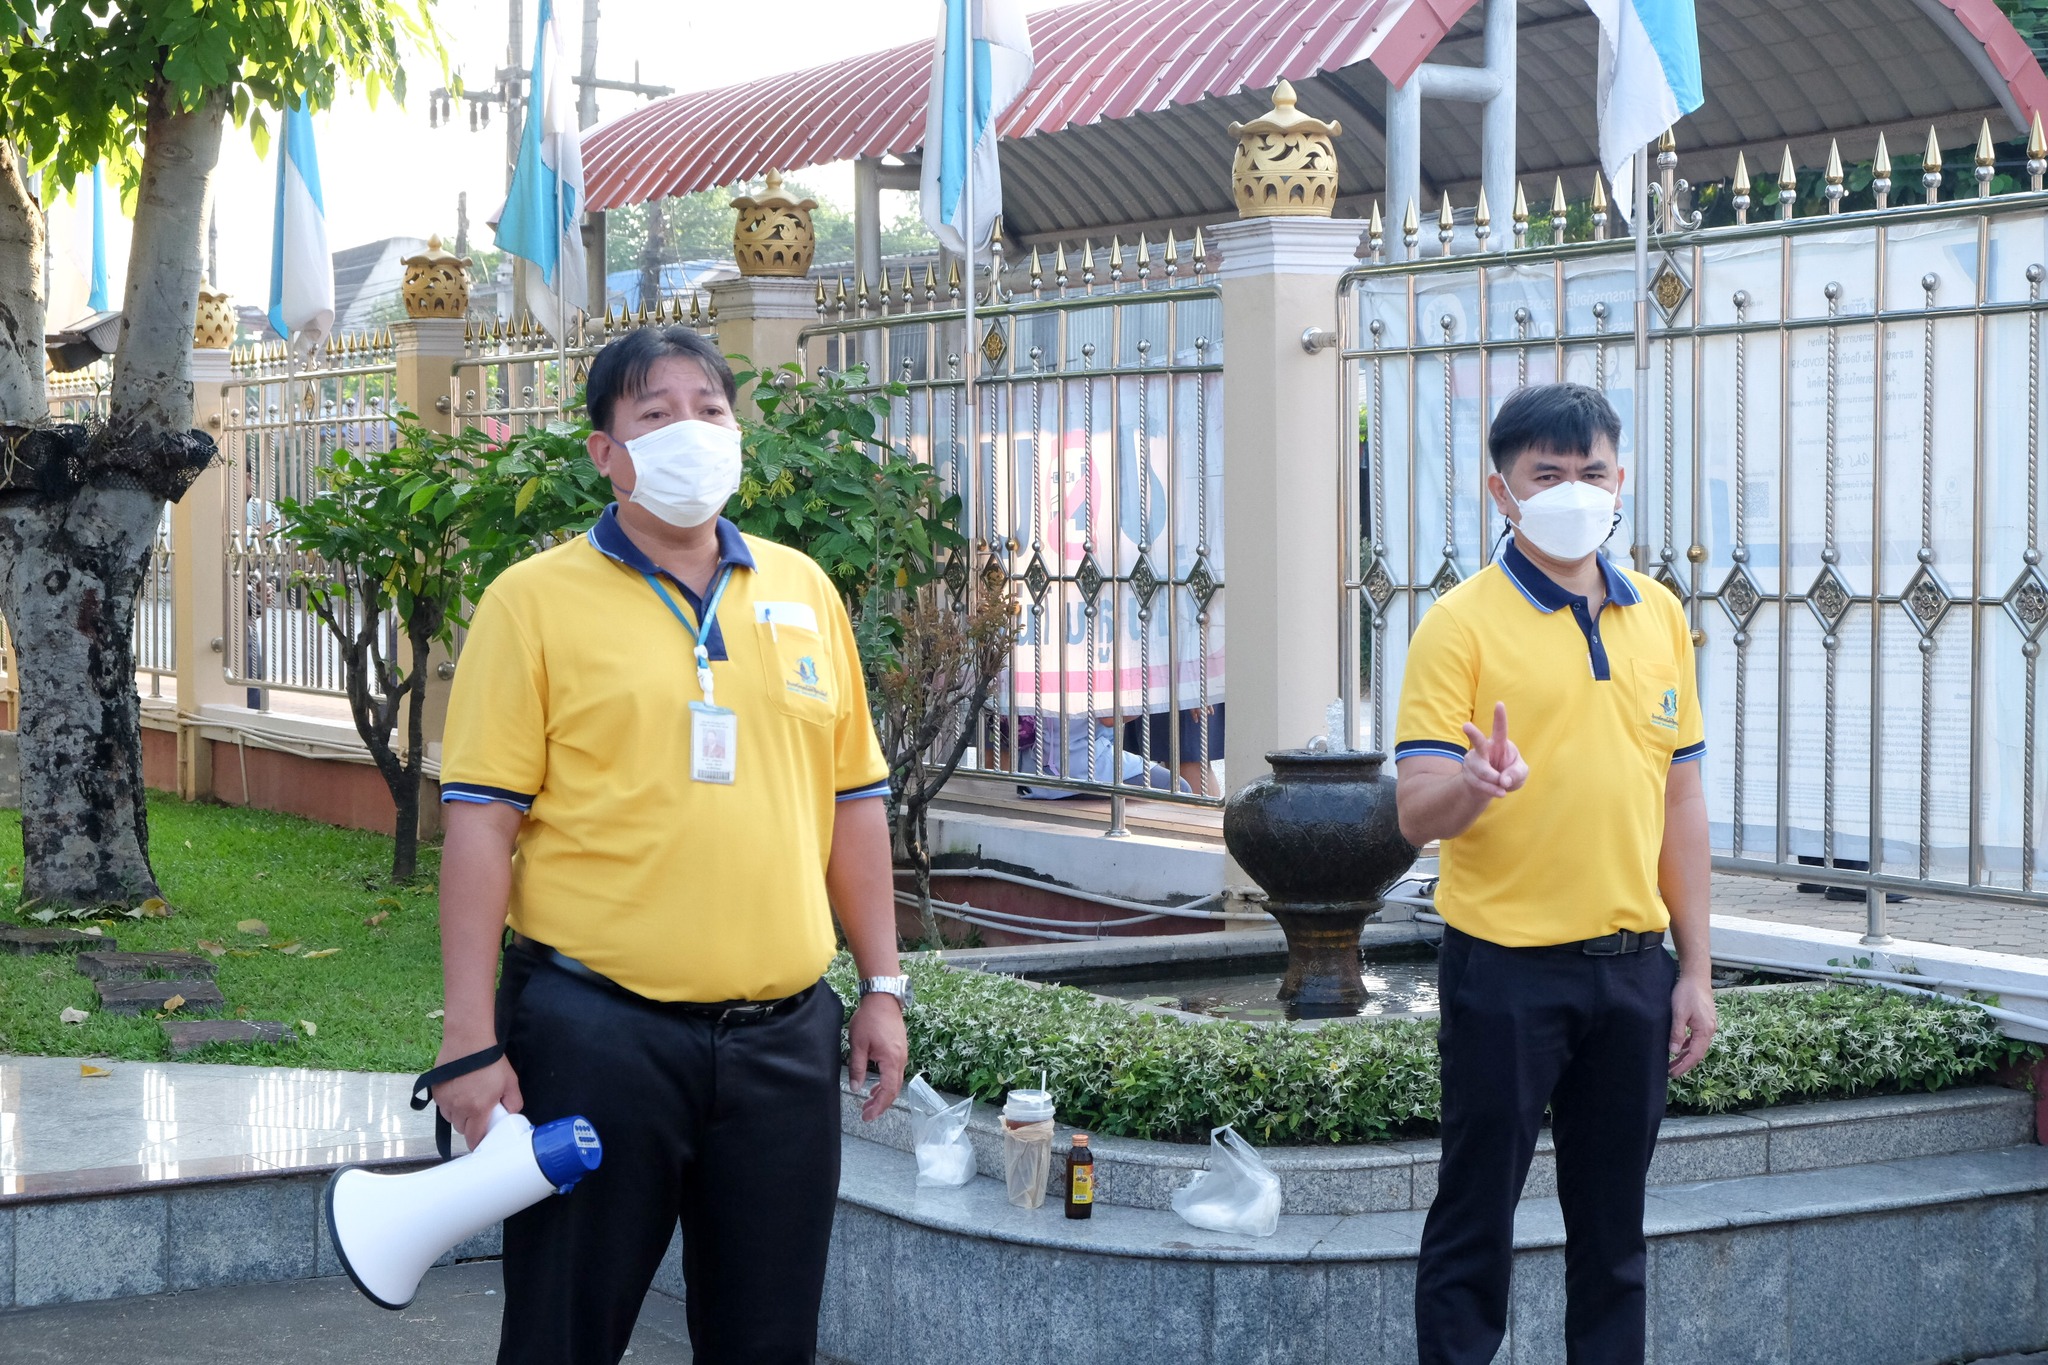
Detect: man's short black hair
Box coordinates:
(1487, 382, 1621, 472)
(585, 325, 738, 433)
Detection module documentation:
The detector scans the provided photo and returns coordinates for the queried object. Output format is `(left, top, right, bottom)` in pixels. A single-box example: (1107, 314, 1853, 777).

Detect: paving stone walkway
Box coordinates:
(0, 1261, 693, 1362)
(1712, 872, 2048, 958)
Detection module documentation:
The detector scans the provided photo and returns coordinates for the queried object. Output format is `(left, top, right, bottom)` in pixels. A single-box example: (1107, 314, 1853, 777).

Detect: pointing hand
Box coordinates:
(1459, 701, 1529, 801)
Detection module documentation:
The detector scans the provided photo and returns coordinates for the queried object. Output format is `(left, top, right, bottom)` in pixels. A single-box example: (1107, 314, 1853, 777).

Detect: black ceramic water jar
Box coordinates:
(1222, 749, 1418, 1017)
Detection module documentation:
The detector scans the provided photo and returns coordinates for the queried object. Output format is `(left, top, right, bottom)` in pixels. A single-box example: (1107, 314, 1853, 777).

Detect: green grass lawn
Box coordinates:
(0, 796, 443, 1073)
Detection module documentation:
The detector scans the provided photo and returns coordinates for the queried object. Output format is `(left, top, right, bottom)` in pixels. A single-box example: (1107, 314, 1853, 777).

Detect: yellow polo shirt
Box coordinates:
(440, 507, 891, 1002)
(1394, 542, 1704, 947)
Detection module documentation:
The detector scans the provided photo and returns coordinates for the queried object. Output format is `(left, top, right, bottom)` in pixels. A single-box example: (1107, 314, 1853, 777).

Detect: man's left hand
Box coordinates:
(848, 992, 908, 1121)
(1668, 971, 1718, 1078)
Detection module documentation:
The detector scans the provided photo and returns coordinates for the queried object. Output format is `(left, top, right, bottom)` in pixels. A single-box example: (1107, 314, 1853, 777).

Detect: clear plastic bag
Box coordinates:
(904, 1074, 976, 1188)
(1001, 1118, 1055, 1208)
(1171, 1125, 1282, 1237)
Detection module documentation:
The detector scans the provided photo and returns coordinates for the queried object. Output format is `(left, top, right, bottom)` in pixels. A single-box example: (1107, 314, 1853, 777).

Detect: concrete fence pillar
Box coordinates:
(1209, 217, 1359, 868)
(392, 316, 472, 829)
(706, 276, 819, 401)
(173, 347, 239, 797)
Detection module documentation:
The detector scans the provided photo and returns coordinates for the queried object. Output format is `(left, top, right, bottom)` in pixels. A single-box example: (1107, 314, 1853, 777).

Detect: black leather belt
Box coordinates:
(511, 934, 817, 1023)
(1548, 929, 1667, 956)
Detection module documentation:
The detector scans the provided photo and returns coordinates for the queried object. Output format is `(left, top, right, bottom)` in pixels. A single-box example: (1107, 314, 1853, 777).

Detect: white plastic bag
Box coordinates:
(1171, 1125, 1282, 1237)
(904, 1074, 976, 1188)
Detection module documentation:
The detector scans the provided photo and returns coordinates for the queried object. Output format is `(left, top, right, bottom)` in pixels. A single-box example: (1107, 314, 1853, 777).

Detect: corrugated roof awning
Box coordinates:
(584, 0, 2048, 243)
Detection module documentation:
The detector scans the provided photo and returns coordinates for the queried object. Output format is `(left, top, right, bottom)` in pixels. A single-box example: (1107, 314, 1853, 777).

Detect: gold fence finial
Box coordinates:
(1053, 242, 1068, 289)
(947, 256, 962, 297)
(1402, 197, 1420, 256)
(1162, 232, 1179, 274)
(1733, 151, 1751, 224)
(1591, 171, 1609, 240)
(1438, 190, 1456, 255)
(1473, 185, 1491, 247)
(1109, 234, 1124, 283)
(1824, 139, 1844, 214)
(923, 261, 938, 303)
(1228, 78, 1342, 217)
(902, 264, 917, 306)
(1135, 231, 1151, 282)
(1368, 200, 1384, 259)
(2030, 111, 2047, 191)
(814, 278, 827, 314)
(1924, 125, 1944, 204)
(1777, 145, 1797, 220)
(1081, 238, 1096, 284)
(856, 269, 871, 310)
(834, 276, 849, 314)
(1872, 134, 1892, 211)
(1550, 177, 1567, 240)
(1977, 117, 1997, 197)
(1659, 126, 1677, 153)
(1192, 225, 1207, 273)
(1511, 181, 1528, 248)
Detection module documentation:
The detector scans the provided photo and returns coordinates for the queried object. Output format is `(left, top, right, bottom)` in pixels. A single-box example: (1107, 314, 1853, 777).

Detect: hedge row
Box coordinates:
(828, 957, 2037, 1146)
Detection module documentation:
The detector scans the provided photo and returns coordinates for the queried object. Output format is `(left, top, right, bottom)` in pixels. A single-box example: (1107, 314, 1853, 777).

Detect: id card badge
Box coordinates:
(689, 702, 738, 785)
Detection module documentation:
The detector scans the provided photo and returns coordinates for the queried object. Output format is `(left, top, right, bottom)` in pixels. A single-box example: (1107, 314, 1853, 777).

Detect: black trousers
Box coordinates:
(493, 945, 845, 1365)
(1415, 927, 1676, 1365)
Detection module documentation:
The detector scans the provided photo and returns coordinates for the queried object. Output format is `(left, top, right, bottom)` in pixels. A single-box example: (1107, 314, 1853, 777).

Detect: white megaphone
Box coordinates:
(325, 1104, 602, 1310)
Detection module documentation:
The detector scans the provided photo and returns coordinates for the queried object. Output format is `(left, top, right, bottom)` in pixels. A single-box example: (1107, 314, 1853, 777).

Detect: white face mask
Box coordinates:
(621, 419, 742, 529)
(1505, 479, 1619, 562)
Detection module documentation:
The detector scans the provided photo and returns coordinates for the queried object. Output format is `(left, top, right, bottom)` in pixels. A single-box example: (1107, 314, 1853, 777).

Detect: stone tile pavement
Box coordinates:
(0, 1261, 693, 1362)
(1712, 872, 2048, 958)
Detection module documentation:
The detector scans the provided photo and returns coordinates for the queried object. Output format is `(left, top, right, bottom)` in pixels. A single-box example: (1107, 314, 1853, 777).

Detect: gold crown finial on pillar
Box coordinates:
(401, 234, 475, 319)
(1227, 79, 1342, 217)
(193, 286, 235, 349)
(731, 169, 819, 277)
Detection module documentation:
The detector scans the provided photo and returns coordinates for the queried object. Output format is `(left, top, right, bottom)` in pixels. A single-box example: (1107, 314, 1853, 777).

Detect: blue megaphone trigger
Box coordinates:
(532, 1115, 603, 1194)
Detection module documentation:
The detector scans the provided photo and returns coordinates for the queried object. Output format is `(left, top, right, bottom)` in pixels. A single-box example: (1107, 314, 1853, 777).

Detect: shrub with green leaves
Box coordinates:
(828, 959, 2038, 1146)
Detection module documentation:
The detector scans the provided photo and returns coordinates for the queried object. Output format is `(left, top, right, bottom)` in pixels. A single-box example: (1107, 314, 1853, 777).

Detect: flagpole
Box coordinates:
(961, 0, 981, 571)
(1632, 143, 1651, 571)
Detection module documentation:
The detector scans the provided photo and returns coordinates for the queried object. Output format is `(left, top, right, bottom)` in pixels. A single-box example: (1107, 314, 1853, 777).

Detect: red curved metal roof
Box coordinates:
(583, 0, 2048, 224)
(583, 0, 1413, 210)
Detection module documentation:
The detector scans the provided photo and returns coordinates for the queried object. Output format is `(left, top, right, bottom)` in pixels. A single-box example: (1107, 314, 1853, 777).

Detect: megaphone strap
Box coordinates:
(412, 1044, 506, 1160)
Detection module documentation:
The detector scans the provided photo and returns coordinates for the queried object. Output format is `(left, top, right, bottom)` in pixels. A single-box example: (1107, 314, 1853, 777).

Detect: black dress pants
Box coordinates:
(1415, 927, 1677, 1365)
(492, 945, 845, 1365)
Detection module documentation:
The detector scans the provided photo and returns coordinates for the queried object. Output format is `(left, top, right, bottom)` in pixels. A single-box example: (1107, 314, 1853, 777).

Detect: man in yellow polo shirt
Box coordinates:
(425, 326, 907, 1365)
(1395, 383, 1715, 1365)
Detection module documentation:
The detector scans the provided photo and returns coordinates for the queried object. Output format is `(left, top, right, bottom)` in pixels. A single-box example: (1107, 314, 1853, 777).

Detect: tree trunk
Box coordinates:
(109, 85, 226, 436)
(0, 142, 47, 420)
(390, 618, 435, 883)
(0, 88, 226, 908)
(0, 485, 166, 904)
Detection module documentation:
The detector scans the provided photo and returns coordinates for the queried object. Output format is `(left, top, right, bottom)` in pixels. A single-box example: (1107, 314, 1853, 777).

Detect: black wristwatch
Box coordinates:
(857, 974, 915, 1009)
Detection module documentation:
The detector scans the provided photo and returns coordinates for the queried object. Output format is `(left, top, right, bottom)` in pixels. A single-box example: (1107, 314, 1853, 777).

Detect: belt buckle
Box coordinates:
(1581, 932, 1627, 957)
(719, 1001, 771, 1024)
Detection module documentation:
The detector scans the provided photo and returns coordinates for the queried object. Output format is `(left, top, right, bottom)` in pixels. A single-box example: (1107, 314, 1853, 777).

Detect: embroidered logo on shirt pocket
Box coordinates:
(1632, 660, 1681, 736)
(755, 618, 835, 724)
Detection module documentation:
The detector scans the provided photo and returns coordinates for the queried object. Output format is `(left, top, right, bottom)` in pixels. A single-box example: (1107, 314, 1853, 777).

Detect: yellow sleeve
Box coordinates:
(439, 583, 547, 811)
(1670, 598, 1706, 766)
(1394, 603, 1479, 764)
(825, 586, 891, 801)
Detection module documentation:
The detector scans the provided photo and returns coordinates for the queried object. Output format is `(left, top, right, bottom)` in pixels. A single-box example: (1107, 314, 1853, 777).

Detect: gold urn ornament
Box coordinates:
(401, 235, 474, 319)
(731, 169, 818, 277)
(193, 288, 235, 349)
(1229, 80, 1342, 218)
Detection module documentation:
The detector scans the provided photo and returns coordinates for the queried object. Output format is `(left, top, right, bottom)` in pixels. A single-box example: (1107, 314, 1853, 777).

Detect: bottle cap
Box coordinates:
(1002, 1088, 1054, 1122)
(1071, 1133, 1090, 1146)
(531, 1115, 603, 1193)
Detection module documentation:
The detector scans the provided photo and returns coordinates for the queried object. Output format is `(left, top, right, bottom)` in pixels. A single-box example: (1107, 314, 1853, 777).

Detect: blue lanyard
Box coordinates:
(643, 566, 735, 707)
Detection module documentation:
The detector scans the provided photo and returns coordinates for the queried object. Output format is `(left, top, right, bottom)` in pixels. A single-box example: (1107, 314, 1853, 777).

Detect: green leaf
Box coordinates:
(514, 476, 541, 515)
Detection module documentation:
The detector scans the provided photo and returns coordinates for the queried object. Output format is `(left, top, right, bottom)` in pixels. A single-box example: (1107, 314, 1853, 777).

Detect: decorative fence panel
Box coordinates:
(1343, 147, 2048, 914)
(218, 335, 401, 698)
(449, 301, 716, 435)
(802, 239, 1226, 810)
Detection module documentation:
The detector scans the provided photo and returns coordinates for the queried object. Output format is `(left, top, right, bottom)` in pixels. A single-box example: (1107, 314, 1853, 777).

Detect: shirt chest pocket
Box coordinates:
(752, 602, 836, 726)
(1631, 658, 1681, 754)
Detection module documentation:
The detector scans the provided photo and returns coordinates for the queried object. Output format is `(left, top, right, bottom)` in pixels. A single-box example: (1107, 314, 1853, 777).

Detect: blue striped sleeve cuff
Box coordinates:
(1671, 741, 1707, 765)
(1394, 739, 1469, 762)
(835, 780, 893, 803)
(440, 782, 536, 812)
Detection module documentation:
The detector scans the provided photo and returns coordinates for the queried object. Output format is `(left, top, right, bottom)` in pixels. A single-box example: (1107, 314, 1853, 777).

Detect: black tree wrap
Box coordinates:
(0, 423, 217, 503)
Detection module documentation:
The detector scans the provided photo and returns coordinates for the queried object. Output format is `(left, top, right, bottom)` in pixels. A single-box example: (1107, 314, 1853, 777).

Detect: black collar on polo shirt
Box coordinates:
(587, 502, 755, 660)
(1495, 538, 1641, 681)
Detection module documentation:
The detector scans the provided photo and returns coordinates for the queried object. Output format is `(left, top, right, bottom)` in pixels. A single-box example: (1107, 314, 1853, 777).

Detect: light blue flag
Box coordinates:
(492, 0, 586, 338)
(268, 104, 334, 353)
(919, 0, 1035, 256)
(87, 164, 108, 313)
(1589, 0, 1705, 223)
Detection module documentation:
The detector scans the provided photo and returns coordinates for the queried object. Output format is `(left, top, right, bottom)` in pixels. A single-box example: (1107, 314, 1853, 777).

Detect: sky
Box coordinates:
(46, 0, 1070, 323)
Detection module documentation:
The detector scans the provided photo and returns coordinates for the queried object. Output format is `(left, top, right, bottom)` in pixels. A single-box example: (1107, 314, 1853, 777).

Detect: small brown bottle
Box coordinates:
(1064, 1133, 1095, 1219)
